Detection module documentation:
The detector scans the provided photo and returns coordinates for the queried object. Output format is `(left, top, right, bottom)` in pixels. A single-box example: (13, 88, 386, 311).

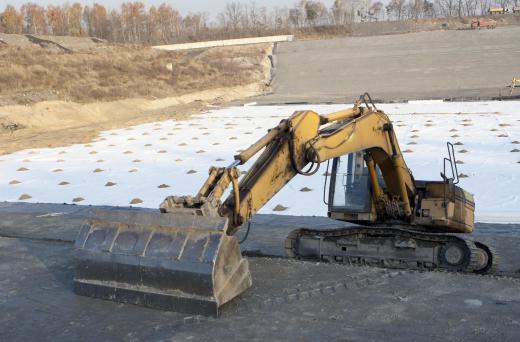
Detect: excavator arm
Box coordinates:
(161, 95, 416, 235)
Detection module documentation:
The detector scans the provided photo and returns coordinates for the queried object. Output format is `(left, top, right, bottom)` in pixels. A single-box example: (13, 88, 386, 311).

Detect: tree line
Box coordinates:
(0, 1, 515, 44)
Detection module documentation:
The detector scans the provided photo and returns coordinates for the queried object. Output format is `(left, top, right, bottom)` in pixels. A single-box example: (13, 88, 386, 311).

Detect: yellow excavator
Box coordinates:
(73, 94, 497, 316)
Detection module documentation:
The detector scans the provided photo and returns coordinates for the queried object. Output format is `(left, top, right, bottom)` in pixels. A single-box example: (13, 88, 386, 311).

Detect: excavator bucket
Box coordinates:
(73, 209, 251, 316)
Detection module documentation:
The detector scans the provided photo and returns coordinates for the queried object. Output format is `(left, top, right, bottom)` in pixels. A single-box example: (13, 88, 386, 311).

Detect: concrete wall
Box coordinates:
(152, 35, 293, 51)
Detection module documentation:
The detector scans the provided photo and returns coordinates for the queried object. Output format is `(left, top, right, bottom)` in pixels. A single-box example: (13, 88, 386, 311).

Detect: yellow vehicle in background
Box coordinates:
(489, 7, 508, 14)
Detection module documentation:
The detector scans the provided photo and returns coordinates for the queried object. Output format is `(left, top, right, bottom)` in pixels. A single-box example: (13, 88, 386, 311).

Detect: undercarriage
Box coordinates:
(285, 226, 498, 274)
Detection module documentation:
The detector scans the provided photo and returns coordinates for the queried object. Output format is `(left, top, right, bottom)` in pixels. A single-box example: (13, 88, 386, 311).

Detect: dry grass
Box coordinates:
(0, 44, 269, 105)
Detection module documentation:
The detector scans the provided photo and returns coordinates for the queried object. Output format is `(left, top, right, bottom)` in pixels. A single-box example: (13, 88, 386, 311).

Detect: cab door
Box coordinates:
(328, 152, 372, 215)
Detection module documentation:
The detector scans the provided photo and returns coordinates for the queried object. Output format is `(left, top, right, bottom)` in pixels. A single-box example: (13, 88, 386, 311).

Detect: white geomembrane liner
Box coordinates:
(1, 101, 519, 223)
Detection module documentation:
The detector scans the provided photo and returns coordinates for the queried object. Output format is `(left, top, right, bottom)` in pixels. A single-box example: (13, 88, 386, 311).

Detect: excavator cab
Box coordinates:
(327, 147, 475, 234)
(327, 152, 380, 224)
(330, 152, 371, 211)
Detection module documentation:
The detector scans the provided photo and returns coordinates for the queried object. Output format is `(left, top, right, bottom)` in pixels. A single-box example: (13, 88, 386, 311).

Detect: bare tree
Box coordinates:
(435, 0, 457, 17)
(409, 0, 425, 19)
(462, 0, 478, 16)
(248, 2, 268, 34)
(5, 0, 503, 45)
(288, 2, 305, 27)
(155, 3, 182, 42)
(147, 6, 160, 43)
(271, 7, 288, 32)
(475, 0, 492, 15)
(304, 1, 328, 26)
(84, 3, 109, 39)
(21, 3, 47, 34)
(107, 9, 122, 42)
(423, 0, 436, 17)
(68, 3, 83, 36)
(121, 2, 146, 43)
(386, 0, 406, 19)
(332, 0, 351, 24)
(368, 1, 384, 20)
(183, 13, 207, 38)
(223, 2, 243, 32)
(47, 4, 69, 35)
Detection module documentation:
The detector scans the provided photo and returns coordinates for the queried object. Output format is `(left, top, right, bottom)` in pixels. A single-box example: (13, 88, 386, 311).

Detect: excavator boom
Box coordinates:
(163, 97, 416, 234)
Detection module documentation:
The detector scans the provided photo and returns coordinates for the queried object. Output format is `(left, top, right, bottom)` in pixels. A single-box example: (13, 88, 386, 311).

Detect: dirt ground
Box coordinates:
(0, 40, 271, 105)
(0, 41, 273, 155)
(257, 26, 520, 104)
(0, 203, 519, 342)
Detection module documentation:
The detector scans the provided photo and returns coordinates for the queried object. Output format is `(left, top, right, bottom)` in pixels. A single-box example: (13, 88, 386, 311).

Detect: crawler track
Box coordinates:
(285, 227, 498, 274)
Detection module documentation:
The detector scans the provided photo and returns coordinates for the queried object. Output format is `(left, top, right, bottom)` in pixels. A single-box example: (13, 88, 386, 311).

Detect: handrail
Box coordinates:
(442, 142, 459, 185)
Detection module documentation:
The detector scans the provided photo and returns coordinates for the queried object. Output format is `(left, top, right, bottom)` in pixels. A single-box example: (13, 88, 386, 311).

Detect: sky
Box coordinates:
(6, 0, 337, 16)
